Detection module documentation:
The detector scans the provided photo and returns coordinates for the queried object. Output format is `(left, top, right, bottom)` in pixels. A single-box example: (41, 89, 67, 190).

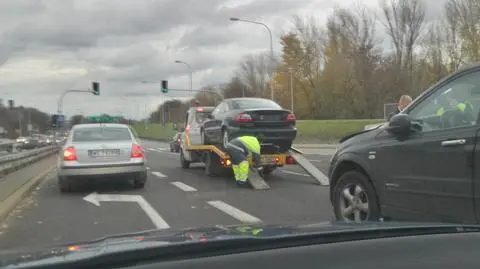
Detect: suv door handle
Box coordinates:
(441, 139, 466, 146)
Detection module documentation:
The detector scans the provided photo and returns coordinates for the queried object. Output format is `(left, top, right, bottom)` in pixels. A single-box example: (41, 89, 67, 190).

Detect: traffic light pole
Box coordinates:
(55, 89, 93, 143)
(57, 89, 93, 114)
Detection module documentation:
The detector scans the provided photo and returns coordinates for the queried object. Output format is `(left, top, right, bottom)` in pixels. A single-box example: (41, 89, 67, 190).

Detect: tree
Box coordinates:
(237, 53, 271, 97)
(70, 115, 84, 126)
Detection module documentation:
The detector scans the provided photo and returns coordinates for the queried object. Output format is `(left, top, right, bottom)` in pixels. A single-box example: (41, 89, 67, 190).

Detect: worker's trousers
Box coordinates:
(225, 139, 249, 184)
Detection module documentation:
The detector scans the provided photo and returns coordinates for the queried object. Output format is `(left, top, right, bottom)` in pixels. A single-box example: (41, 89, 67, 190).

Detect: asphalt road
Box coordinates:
(0, 140, 334, 251)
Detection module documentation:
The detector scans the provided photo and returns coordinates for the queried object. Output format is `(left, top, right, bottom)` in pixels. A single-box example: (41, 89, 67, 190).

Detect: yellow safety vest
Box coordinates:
(436, 101, 473, 116)
(238, 136, 261, 155)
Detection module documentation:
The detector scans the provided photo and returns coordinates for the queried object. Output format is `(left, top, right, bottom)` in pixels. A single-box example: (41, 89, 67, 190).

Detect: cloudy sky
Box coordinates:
(0, 0, 443, 119)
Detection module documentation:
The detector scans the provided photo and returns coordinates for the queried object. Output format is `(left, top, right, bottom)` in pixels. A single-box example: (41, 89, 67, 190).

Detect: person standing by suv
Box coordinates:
(388, 95, 412, 120)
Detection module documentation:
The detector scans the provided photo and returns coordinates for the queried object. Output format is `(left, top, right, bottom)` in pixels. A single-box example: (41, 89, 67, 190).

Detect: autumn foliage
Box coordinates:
(150, 0, 480, 123)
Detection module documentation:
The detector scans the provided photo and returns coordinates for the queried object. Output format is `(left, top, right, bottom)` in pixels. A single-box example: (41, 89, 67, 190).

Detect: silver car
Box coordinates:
(57, 123, 147, 192)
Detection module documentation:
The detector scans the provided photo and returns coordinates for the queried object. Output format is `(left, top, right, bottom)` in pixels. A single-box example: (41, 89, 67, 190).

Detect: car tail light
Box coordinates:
(286, 156, 296, 165)
(196, 108, 204, 112)
(286, 113, 296, 122)
(236, 112, 253, 123)
(63, 146, 77, 161)
(131, 144, 145, 158)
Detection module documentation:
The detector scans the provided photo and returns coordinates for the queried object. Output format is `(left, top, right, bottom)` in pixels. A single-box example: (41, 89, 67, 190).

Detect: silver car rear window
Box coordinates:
(72, 127, 132, 142)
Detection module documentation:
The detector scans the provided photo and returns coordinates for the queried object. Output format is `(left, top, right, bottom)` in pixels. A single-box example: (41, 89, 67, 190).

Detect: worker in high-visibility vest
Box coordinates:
(224, 136, 262, 186)
(435, 94, 475, 125)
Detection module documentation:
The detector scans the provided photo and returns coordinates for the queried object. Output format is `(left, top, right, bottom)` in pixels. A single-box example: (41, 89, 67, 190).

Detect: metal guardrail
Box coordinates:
(0, 146, 59, 177)
(364, 122, 386, 130)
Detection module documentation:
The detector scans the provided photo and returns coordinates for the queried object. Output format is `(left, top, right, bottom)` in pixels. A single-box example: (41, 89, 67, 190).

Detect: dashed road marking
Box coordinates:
(170, 182, 197, 192)
(151, 171, 167, 178)
(146, 167, 150, 170)
(207, 200, 261, 223)
(308, 159, 322, 163)
(281, 170, 310, 177)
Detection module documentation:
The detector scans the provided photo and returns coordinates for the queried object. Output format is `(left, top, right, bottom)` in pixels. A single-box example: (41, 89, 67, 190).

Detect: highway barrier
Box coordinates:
(0, 146, 59, 177)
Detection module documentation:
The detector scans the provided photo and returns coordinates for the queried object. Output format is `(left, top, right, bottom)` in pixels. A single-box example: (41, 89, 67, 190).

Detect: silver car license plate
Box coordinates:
(89, 149, 120, 157)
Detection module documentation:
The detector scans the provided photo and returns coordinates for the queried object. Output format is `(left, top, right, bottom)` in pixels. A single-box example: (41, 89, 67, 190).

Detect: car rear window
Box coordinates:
(232, 99, 282, 109)
(72, 127, 132, 142)
(195, 112, 211, 123)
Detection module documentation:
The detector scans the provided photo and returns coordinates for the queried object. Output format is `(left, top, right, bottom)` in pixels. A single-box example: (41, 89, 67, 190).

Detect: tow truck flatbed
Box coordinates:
(180, 134, 329, 190)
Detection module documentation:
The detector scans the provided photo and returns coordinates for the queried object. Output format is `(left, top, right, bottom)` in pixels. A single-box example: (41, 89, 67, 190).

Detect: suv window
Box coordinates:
(408, 70, 480, 132)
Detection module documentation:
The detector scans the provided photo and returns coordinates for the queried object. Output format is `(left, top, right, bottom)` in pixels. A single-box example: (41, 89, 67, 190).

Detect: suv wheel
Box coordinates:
(333, 171, 379, 222)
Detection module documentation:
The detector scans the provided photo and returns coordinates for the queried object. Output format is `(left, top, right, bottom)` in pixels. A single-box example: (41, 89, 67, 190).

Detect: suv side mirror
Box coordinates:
(386, 114, 411, 135)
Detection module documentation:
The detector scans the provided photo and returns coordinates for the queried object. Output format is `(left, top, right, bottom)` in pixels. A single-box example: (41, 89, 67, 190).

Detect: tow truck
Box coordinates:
(179, 107, 329, 190)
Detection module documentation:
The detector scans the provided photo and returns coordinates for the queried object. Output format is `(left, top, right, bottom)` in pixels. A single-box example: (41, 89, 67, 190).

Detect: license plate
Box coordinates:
(258, 115, 280, 121)
(261, 156, 278, 164)
(89, 149, 120, 157)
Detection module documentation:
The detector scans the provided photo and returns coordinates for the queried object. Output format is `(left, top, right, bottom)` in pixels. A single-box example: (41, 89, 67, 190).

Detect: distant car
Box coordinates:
(17, 137, 39, 150)
(57, 123, 147, 192)
(201, 98, 297, 153)
(170, 133, 182, 152)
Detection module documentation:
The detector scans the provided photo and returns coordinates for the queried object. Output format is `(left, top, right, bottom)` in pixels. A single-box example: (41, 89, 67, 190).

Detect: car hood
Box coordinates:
(337, 122, 387, 151)
(0, 221, 476, 268)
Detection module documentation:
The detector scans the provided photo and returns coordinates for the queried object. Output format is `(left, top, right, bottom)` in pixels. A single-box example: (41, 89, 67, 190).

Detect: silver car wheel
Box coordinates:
(338, 183, 370, 223)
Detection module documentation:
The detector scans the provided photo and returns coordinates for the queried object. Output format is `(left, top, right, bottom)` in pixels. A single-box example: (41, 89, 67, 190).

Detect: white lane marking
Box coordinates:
(151, 171, 167, 178)
(146, 166, 150, 170)
(83, 193, 170, 229)
(282, 170, 310, 177)
(308, 159, 322, 163)
(207, 200, 261, 223)
(171, 181, 197, 192)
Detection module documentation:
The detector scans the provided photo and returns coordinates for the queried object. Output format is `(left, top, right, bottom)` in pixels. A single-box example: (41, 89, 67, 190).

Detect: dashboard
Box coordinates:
(126, 232, 479, 269)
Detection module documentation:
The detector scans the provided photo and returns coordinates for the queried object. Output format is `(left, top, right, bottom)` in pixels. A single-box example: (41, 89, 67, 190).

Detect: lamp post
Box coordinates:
(229, 17, 275, 100)
(174, 60, 193, 97)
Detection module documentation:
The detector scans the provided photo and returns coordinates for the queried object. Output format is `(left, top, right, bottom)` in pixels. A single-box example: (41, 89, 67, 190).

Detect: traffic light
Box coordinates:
(161, 80, 168, 93)
(8, 100, 14, 109)
(51, 114, 58, 127)
(92, 81, 100, 95)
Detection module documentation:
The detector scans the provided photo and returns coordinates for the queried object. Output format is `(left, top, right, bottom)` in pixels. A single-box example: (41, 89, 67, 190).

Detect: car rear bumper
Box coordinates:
(229, 127, 297, 141)
(58, 163, 146, 177)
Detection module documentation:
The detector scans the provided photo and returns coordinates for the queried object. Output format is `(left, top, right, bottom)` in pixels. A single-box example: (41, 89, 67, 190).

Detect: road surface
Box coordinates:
(0, 140, 334, 250)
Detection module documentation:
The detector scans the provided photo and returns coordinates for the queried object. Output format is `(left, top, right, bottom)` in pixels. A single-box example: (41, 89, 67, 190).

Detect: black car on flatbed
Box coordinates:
(201, 98, 297, 153)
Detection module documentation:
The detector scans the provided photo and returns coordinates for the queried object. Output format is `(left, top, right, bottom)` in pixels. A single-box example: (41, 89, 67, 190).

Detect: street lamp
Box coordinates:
(229, 17, 275, 100)
(174, 60, 193, 97)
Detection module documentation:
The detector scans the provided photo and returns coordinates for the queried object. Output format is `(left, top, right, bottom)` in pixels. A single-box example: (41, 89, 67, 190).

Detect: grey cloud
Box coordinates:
(0, 0, 362, 118)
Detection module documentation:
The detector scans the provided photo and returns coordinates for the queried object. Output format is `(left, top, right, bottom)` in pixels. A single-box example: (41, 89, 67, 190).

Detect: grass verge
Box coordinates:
(133, 119, 385, 143)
